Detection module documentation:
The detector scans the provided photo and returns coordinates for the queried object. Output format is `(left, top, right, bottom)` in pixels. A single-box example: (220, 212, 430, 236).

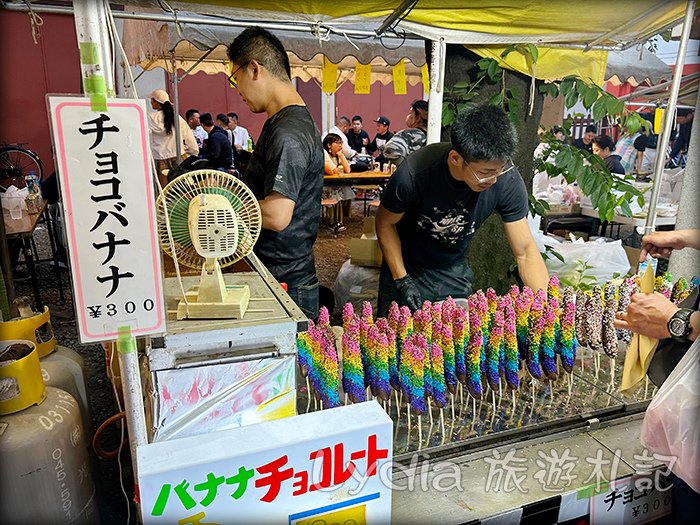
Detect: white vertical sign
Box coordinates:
(48, 96, 165, 343)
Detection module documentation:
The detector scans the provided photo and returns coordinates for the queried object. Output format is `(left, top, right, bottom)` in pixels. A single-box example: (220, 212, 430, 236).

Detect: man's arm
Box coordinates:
(640, 229, 700, 261)
(259, 192, 295, 232)
(376, 205, 407, 279)
(503, 218, 549, 291)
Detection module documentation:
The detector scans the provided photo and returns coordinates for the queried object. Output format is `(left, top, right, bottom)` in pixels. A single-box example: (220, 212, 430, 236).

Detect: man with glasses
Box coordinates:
(376, 105, 549, 315)
(228, 27, 324, 320)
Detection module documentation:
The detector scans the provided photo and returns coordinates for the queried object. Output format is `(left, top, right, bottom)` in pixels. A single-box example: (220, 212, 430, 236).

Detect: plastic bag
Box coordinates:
(333, 259, 380, 312)
(537, 235, 630, 285)
(641, 337, 700, 493)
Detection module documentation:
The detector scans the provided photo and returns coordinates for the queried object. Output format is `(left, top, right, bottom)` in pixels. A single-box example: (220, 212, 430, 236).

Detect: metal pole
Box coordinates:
(72, 0, 115, 94)
(426, 38, 446, 144)
(644, 0, 696, 234)
(171, 53, 182, 163)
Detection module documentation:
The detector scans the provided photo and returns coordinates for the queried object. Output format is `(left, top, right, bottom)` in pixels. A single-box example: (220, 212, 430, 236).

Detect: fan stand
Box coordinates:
(176, 257, 250, 320)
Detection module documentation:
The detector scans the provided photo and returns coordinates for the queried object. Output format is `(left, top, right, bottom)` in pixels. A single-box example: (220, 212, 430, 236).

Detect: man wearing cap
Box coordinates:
(369, 116, 394, 169)
(376, 105, 549, 315)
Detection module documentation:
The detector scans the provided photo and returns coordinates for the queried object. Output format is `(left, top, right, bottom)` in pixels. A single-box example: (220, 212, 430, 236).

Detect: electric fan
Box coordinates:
(156, 170, 262, 320)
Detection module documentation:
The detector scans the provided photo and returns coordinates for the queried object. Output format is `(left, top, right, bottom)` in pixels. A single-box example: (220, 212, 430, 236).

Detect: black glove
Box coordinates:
(395, 274, 422, 312)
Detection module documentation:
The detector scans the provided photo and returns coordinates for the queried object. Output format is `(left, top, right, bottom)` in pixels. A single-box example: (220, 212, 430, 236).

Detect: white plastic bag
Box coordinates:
(540, 235, 630, 284)
(333, 259, 380, 311)
(641, 338, 700, 493)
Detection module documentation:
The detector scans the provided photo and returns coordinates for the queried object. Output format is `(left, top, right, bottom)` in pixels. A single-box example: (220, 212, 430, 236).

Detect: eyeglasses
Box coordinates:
(464, 159, 516, 184)
(228, 61, 251, 88)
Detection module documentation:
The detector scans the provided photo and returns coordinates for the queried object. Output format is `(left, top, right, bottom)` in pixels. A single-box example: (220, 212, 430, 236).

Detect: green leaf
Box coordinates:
(453, 80, 470, 89)
(592, 96, 607, 122)
(442, 105, 455, 126)
(606, 96, 624, 115)
(564, 89, 578, 109)
(526, 43, 539, 63)
(487, 60, 500, 80)
(619, 199, 633, 217)
(583, 86, 598, 109)
(489, 92, 503, 106)
(476, 59, 491, 70)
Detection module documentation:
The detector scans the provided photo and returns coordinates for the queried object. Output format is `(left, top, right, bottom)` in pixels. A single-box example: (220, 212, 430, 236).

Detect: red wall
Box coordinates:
(0, 11, 82, 178)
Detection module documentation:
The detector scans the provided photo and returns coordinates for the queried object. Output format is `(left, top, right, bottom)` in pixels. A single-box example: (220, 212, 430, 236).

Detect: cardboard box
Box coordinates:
(351, 217, 383, 267)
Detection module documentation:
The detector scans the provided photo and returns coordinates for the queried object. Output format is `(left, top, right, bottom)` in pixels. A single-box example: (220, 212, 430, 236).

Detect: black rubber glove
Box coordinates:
(395, 274, 422, 312)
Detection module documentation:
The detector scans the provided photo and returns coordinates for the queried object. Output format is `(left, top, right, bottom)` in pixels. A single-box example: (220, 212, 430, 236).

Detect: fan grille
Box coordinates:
(156, 170, 262, 270)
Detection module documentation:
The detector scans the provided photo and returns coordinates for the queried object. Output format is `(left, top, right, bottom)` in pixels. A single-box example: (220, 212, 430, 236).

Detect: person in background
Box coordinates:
(322, 133, 354, 231)
(533, 125, 565, 162)
(368, 115, 394, 169)
(227, 112, 251, 152)
(383, 99, 429, 167)
(614, 125, 643, 174)
(147, 89, 199, 187)
(633, 129, 658, 175)
(198, 112, 233, 171)
(228, 26, 324, 319)
(216, 113, 235, 147)
(572, 124, 596, 153)
(614, 228, 700, 525)
(326, 116, 358, 160)
(375, 104, 548, 315)
(668, 108, 694, 167)
(592, 134, 625, 175)
(346, 115, 370, 154)
(186, 108, 208, 151)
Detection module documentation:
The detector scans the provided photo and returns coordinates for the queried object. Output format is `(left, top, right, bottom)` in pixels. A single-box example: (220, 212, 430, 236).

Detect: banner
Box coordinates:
(354, 62, 371, 94)
(322, 56, 338, 93)
(393, 61, 407, 95)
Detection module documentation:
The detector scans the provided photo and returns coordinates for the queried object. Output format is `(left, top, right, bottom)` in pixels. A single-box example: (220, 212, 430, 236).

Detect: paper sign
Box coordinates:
(393, 60, 407, 95)
(354, 61, 371, 94)
(48, 96, 165, 343)
(322, 55, 338, 93)
(422, 63, 430, 94)
(590, 475, 671, 525)
(137, 401, 392, 524)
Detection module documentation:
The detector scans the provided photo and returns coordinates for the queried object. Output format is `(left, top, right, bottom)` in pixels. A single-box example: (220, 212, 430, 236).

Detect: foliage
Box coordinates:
(441, 45, 646, 222)
(559, 259, 598, 291)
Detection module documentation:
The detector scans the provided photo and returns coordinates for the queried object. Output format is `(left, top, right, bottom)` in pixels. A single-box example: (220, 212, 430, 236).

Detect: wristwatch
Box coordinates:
(667, 308, 694, 340)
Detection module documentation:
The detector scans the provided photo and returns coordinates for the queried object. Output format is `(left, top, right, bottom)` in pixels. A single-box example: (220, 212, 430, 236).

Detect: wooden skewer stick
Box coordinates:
(644, 377, 649, 399)
(417, 415, 423, 451)
(305, 377, 311, 412)
(440, 409, 446, 442)
(394, 390, 400, 421)
(428, 398, 434, 426)
(491, 390, 496, 415)
(549, 380, 554, 401)
(407, 401, 411, 430)
(609, 358, 615, 388)
(344, 392, 348, 406)
(451, 393, 456, 422)
(511, 389, 516, 415)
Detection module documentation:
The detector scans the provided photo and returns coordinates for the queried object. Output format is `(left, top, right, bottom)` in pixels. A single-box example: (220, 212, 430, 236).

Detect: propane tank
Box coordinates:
(0, 387, 98, 524)
(0, 307, 92, 439)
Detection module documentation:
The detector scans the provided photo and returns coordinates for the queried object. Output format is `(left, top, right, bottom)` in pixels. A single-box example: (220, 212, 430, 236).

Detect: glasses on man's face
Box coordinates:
(465, 159, 515, 183)
(228, 61, 250, 88)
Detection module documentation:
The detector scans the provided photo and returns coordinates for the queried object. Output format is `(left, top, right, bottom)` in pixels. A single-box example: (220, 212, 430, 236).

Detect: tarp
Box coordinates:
(132, 0, 686, 48)
(122, 14, 426, 85)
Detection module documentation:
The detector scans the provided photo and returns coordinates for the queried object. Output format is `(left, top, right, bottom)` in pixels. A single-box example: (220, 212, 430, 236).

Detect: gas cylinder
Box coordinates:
(0, 307, 92, 439)
(0, 386, 98, 524)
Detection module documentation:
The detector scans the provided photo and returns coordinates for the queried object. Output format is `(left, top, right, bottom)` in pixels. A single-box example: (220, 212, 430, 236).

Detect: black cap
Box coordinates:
(374, 116, 390, 126)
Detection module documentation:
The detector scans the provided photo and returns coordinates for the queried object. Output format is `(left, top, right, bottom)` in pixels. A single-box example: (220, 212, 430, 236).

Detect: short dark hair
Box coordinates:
(592, 134, 615, 151)
(185, 108, 199, 120)
(551, 126, 564, 135)
(352, 115, 363, 123)
(200, 113, 214, 127)
(227, 26, 291, 81)
(677, 108, 693, 117)
(227, 112, 238, 121)
(323, 133, 343, 152)
(585, 124, 597, 134)
(216, 113, 230, 125)
(450, 105, 517, 162)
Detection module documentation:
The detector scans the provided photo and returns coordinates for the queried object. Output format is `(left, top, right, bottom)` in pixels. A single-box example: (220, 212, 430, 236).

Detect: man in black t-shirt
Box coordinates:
(376, 105, 549, 314)
(228, 27, 324, 319)
(572, 124, 596, 153)
(368, 115, 394, 168)
(346, 115, 371, 154)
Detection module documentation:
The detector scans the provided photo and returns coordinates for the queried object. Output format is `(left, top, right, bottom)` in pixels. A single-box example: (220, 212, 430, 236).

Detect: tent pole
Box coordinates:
(72, 0, 115, 94)
(171, 52, 182, 163)
(644, 0, 695, 234)
(426, 38, 446, 144)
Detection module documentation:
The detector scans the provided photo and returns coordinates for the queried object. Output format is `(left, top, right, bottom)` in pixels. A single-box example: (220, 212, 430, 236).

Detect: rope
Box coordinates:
(92, 411, 128, 460)
(24, 0, 44, 45)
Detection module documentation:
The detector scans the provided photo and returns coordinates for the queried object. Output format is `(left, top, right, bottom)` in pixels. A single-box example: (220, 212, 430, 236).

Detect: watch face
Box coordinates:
(669, 317, 686, 337)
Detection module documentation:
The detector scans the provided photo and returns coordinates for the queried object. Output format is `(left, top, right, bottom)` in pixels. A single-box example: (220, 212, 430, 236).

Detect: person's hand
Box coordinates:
(395, 274, 422, 312)
(362, 137, 369, 145)
(614, 292, 679, 340)
(639, 229, 700, 261)
(234, 143, 242, 151)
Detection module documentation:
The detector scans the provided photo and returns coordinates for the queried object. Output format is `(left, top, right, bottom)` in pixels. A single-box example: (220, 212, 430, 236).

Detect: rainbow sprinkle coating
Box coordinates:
(402, 333, 427, 414)
(559, 287, 577, 373)
(367, 324, 391, 401)
(429, 331, 448, 408)
(616, 278, 634, 344)
(318, 306, 330, 327)
(342, 302, 355, 331)
(377, 318, 400, 393)
(486, 310, 504, 391)
(441, 322, 458, 394)
(515, 289, 532, 361)
(526, 290, 546, 379)
(466, 298, 484, 399)
(586, 286, 603, 352)
(453, 306, 468, 384)
(655, 273, 672, 300)
(341, 329, 366, 403)
(540, 301, 558, 380)
(297, 329, 312, 378)
(601, 283, 619, 358)
(503, 304, 519, 390)
(671, 277, 690, 305)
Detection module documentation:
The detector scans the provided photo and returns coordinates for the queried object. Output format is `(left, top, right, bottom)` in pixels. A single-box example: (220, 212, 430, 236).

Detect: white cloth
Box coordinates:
(232, 125, 251, 151)
(326, 125, 357, 159)
(192, 126, 207, 149)
(148, 111, 199, 159)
